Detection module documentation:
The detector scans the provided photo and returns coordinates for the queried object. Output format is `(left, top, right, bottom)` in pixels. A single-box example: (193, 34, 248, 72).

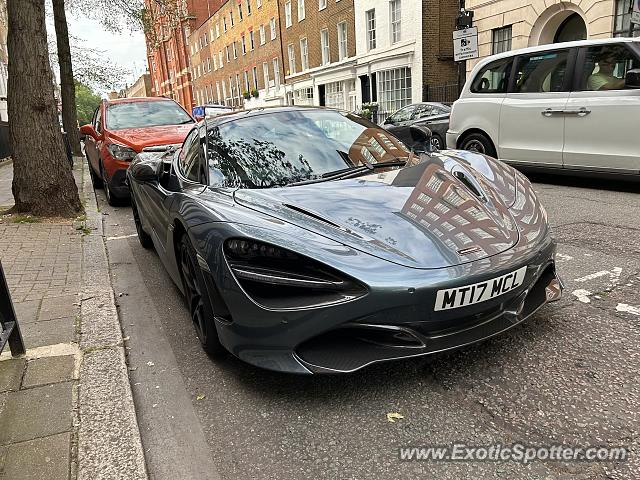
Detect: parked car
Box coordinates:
(127, 106, 562, 374)
(192, 104, 233, 121)
(381, 102, 451, 150)
(81, 97, 195, 205)
(447, 38, 640, 178)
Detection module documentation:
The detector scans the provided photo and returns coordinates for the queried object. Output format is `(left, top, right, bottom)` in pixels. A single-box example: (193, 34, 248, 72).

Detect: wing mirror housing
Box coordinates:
(410, 125, 436, 153)
(79, 124, 101, 140)
(130, 160, 160, 183)
(625, 68, 640, 89)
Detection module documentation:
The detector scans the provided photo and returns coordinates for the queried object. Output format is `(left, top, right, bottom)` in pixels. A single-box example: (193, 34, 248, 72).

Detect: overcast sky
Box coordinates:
(46, 10, 148, 96)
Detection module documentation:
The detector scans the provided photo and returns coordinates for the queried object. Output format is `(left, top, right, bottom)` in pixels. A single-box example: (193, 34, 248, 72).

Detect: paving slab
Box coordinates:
(0, 382, 72, 445)
(1, 432, 71, 480)
(22, 355, 76, 389)
(12, 300, 40, 324)
(21, 317, 76, 349)
(0, 358, 25, 393)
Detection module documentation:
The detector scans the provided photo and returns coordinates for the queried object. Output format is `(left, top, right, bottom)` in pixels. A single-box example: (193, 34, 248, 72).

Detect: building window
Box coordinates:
(366, 9, 376, 50)
(270, 18, 277, 39)
(325, 81, 344, 109)
(219, 51, 224, 67)
(242, 35, 247, 54)
(319, 0, 327, 10)
(244, 71, 250, 93)
(320, 29, 330, 65)
(273, 58, 281, 88)
(377, 67, 412, 114)
(222, 80, 227, 100)
(298, 0, 305, 21)
(250, 31, 255, 50)
(260, 25, 266, 44)
(232, 42, 238, 59)
(294, 87, 314, 105)
(238, 4, 243, 21)
(614, 0, 640, 37)
(390, 0, 401, 44)
(285, 1, 292, 28)
(263, 62, 270, 93)
(236, 74, 241, 98)
(288, 43, 296, 74)
(300, 38, 309, 70)
(246, 0, 251, 16)
(225, 45, 230, 62)
(223, 16, 228, 32)
(216, 23, 220, 38)
(230, 10, 234, 27)
(252, 66, 258, 89)
(257, 0, 262, 7)
(337, 22, 348, 60)
(492, 25, 512, 54)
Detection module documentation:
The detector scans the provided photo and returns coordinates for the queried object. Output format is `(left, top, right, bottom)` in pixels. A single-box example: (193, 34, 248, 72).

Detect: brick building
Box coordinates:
(189, 0, 286, 109)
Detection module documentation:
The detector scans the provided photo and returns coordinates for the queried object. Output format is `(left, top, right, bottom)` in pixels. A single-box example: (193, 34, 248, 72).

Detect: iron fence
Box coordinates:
(423, 83, 460, 105)
(0, 260, 25, 357)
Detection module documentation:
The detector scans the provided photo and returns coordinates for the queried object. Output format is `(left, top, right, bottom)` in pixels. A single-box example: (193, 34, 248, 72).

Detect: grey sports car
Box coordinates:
(127, 106, 563, 374)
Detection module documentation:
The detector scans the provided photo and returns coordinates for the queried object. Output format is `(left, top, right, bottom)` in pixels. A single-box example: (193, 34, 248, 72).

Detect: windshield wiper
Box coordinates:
(286, 160, 407, 187)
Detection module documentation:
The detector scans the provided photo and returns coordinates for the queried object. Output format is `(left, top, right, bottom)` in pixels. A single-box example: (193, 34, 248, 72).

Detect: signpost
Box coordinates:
(453, 27, 479, 62)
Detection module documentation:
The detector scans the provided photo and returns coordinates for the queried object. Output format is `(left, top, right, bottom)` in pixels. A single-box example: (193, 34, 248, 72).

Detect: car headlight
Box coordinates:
(108, 143, 137, 161)
(224, 239, 367, 309)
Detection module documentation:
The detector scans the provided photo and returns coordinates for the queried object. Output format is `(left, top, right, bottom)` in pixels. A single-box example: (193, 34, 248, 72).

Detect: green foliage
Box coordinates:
(75, 80, 102, 126)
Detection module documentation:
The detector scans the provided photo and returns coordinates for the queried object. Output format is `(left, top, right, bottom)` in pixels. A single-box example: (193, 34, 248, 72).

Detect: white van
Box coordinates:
(446, 38, 640, 177)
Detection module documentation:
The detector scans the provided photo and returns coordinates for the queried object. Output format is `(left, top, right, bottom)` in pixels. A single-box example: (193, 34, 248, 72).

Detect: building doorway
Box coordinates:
(554, 13, 587, 42)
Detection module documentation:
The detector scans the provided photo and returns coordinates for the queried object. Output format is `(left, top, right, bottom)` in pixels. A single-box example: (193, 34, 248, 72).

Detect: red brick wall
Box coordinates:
(422, 0, 458, 93)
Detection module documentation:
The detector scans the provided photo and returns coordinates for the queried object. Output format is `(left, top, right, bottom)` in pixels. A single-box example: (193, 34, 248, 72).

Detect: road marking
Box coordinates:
(106, 234, 138, 241)
(616, 303, 640, 316)
(556, 253, 573, 263)
(572, 289, 592, 303)
(574, 267, 622, 283)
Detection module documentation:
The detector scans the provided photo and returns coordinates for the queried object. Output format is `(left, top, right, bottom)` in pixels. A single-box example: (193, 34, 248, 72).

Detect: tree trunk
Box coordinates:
(7, 0, 82, 217)
(52, 0, 82, 156)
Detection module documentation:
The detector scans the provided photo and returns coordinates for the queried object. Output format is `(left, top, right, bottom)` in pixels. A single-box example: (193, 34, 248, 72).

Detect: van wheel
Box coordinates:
(461, 133, 496, 158)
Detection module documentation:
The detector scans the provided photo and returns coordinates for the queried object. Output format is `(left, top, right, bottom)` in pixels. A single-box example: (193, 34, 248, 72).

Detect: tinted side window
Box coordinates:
(413, 105, 434, 120)
(513, 50, 570, 93)
(179, 129, 202, 182)
(389, 105, 416, 123)
(471, 58, 513, 94)
(579, 44, 639, 91)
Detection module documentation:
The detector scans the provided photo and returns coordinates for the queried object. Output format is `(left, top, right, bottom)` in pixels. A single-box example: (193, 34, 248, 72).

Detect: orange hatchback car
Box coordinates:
(81, 97, 195, 205)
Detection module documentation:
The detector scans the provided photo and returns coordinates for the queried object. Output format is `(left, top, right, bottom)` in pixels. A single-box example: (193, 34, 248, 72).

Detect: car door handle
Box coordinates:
(541, 108, 565, 117)
(563, 108, 591, 117)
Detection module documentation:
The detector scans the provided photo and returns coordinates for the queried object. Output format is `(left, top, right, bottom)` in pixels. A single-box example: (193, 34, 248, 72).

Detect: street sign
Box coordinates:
(632, 0, 640, 25)
(453, 27, 479, 62)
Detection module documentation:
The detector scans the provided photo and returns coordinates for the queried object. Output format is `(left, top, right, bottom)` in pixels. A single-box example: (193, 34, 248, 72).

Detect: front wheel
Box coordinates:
(131, 196, 153, 250)
(179, 235, 225, 356)
(100, 162, 120, 207)
(431, 133, 444, 151)
(460, 132, 496, 158)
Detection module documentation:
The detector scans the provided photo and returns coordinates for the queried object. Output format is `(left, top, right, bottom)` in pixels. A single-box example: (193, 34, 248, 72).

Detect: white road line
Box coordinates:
(556, 253, 574, 263)
(106, 233, 138, 241)
(572, 289, 592, 303)
(616, 303, 640, 316)
(574, 267, 622, 283)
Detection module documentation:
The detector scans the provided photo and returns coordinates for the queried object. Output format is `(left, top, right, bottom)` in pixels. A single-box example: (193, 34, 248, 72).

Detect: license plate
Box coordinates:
(435, 266, 528, 311)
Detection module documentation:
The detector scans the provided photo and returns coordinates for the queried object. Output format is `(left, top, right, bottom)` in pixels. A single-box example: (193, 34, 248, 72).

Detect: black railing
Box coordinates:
(423, 83, 460, 105)
(0, 261, 25, 357)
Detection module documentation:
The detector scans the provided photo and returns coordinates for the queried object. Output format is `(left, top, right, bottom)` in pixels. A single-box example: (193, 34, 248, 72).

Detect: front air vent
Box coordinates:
(282, 203, 343, 229)
(453, 170, 487, 202)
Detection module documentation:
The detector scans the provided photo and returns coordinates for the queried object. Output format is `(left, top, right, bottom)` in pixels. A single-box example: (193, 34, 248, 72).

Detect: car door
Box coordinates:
(563, 43, 640, 173)
(498, 47, 575, 167)
(383, 105, 418, 146)
(84, 106, 101, 172)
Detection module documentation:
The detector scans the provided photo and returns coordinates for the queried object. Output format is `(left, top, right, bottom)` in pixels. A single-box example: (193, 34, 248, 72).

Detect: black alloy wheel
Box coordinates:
(461, 132, 496, 158)
(179, 235, 225, 356)
(100, 162, 118, 206)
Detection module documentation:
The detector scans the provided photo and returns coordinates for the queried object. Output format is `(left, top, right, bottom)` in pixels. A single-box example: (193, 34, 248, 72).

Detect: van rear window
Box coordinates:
(471, 58, 513, 94)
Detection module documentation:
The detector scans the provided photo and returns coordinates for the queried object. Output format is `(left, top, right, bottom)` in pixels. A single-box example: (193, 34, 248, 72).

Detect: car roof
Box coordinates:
(105, 96, 177, 106)
(206, 105, 345, 126)
(478, 37, 640, 64)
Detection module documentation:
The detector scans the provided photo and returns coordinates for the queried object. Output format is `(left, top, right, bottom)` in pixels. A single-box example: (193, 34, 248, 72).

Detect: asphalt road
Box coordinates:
(97, 173, 640, 480)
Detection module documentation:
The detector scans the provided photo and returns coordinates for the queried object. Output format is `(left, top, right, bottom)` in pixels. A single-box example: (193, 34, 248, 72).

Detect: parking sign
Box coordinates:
(453, 27, 479, 62)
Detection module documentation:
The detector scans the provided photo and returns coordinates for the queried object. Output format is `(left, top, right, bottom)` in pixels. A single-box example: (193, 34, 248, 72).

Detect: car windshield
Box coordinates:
(206, 110, 413, 189)
(106, 101, 194, 130)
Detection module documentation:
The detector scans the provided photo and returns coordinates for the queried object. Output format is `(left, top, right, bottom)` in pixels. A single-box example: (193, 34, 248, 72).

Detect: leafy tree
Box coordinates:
(7, 0, 82, 217)
(75, 80, 101, 126)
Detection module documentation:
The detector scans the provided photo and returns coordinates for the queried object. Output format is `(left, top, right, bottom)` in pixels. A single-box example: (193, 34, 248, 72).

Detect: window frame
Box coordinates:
(285, 0, 292, 28)
(320, 28, 330, 65)
(298, 0, 306, 21)
(366, 9, 376, 51)
(492, 25, 512, 55)
(300, 37, 309, 70)
(572, 42, 640, 92)
(390, 0, 401, 44)
(510, 47, 576, 94)
(337, 21, 348, 61)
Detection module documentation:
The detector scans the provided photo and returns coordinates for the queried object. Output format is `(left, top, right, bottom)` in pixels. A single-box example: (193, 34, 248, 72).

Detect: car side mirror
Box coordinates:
(410, 125, 434, 152)
(384, 117, 393, 125)
(625, 68, 640, 89)
(80, 124, 100, 140)
(130, 161, 160, 183)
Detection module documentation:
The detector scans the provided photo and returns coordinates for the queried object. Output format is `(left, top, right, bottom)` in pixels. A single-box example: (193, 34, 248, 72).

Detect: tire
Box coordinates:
(431, 133, 444, 151)
(460, 132, 496, 158)
(100, 162, 120, 207)
(178, 235, 225, 356)
(87, 157, 102, 188)
(131, 195, 154, 250)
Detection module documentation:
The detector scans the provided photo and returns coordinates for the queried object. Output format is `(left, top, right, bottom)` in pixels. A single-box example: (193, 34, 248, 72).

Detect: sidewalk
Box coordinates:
(0, 159, 147, 479)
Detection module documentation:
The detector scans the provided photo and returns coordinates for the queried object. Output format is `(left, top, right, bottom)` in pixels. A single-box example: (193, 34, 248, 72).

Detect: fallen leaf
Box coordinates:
(196, 394, 206, 401)
(386, 412, 404, 423)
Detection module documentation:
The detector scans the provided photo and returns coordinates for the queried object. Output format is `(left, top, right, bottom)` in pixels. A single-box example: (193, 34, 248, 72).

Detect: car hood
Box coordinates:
(233, 158, 520, 269)
(108, 124, 194, 152)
